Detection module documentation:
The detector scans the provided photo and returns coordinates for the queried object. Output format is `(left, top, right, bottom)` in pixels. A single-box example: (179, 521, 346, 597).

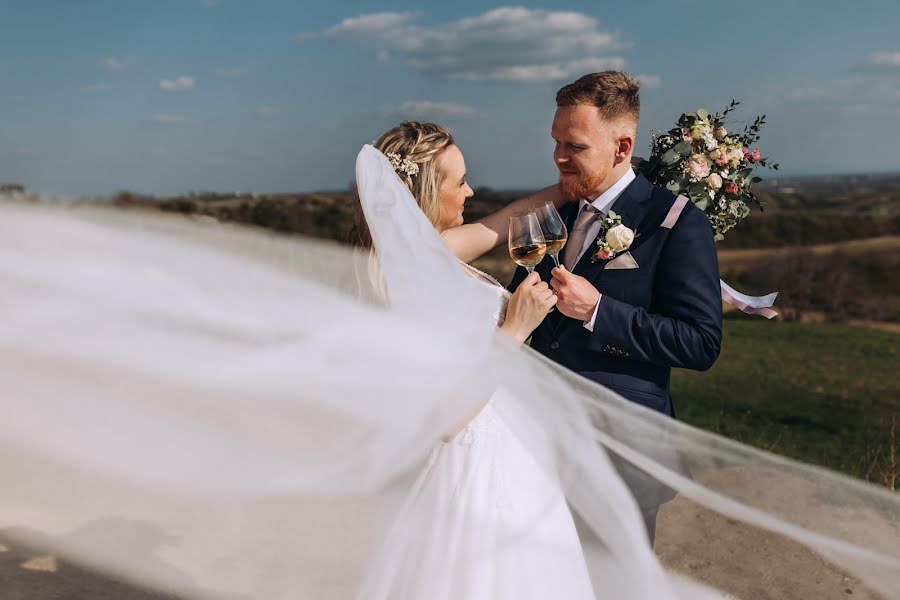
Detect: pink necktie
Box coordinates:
(563, 204, 602, 270)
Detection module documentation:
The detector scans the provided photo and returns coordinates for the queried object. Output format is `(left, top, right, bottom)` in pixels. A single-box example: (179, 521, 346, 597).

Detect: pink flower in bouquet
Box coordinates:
(709, 148, 727, 167)
(596, 249, 610, 261)
(742, 148, 751, 159)
(724, 182, 739, 195)
(686, 153, 711, 180)
(751, 148, 762, 161)
(706, 173, 723, 190)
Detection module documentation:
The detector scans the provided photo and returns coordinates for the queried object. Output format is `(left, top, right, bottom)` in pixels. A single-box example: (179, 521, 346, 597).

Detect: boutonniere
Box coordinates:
(590, 210, 639, 262)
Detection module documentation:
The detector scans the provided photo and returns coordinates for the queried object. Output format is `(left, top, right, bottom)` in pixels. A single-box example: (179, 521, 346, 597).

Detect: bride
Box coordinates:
(0, 125, 897, 599)
(351, 121, 599, 599)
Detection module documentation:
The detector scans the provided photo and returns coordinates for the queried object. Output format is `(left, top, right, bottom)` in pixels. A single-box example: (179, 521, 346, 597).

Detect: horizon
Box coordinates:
(2, 1, 899, 197)
(5, 167, 900, 201)
(4, 169, 898, 203)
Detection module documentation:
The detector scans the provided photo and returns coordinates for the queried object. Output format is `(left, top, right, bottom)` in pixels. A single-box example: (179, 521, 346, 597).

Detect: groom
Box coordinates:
(509, 71, 723, 544)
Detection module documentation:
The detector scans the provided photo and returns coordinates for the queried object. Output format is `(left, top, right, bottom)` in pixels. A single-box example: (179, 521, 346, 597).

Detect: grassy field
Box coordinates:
(672, 317, 900, 487)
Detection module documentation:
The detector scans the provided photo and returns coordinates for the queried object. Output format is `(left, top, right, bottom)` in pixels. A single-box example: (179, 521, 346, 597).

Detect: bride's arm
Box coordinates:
(442, 185, 565, 263)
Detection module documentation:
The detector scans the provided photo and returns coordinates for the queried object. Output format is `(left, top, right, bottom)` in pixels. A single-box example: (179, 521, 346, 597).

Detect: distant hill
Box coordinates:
(7, 174, 899, 323)
(76, 173, 900, 249)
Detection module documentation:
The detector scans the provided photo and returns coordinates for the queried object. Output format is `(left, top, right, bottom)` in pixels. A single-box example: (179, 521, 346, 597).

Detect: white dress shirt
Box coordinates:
(574, 168, 636, 332)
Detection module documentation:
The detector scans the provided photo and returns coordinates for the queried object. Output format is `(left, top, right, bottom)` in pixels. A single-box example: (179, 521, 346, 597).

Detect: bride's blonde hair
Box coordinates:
(350, 121, 455, 249)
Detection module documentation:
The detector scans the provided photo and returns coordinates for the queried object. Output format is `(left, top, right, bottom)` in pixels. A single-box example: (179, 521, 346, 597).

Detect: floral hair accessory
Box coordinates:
(385, 152, 420, 178)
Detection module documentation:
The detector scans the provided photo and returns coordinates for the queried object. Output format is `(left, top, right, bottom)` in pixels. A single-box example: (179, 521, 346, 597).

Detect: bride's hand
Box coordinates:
(500, 272, 557, 343)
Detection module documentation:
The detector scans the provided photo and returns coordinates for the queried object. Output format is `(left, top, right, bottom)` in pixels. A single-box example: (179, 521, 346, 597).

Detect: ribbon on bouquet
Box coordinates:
(720, 279, 778, 319)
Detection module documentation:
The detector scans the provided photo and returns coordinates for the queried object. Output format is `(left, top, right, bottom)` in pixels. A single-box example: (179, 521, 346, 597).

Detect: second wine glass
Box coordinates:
(534, 201, 568, 268)
(508, 212, 547, 273)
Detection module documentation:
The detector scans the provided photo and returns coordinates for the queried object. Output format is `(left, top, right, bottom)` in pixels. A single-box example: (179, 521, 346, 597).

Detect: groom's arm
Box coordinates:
(589, 207, 722, 371)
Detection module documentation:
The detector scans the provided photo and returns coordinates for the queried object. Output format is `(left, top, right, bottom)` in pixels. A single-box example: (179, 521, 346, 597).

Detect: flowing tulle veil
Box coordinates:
(0, 146, 897, 599)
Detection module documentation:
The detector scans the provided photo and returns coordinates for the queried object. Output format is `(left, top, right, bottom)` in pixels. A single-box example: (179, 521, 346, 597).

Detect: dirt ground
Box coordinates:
(2, 467, 895, 599)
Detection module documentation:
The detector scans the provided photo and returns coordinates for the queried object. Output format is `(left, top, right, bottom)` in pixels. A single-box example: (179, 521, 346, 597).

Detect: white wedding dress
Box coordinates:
(0, 145, 896, 600)
(357, 264, 597, 600)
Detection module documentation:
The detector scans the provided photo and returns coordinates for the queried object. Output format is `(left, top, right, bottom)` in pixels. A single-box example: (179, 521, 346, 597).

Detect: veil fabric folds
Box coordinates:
(0, 145, 897, 599)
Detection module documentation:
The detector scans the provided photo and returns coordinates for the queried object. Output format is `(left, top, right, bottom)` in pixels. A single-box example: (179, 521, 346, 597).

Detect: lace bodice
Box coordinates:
(459, 262, 510, 327)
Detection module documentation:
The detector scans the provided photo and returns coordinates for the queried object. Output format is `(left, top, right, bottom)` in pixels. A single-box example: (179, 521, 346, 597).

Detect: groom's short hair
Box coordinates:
(556, 71, 640, 128)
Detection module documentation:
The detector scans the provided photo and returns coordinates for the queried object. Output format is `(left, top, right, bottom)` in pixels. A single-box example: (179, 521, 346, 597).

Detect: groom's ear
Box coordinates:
(615, 132, 634, 162)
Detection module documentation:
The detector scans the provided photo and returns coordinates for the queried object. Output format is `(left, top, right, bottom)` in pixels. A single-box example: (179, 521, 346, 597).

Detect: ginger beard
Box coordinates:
(558, 166, 605, 201)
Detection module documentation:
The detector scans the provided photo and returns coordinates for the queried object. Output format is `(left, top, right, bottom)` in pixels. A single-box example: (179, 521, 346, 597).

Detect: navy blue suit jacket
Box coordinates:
(509, 173, 723, 418)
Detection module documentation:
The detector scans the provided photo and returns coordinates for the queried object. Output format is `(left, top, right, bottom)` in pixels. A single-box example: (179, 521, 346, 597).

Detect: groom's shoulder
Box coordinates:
(642, 178, 711, 234)
(639, 176, 679, 216)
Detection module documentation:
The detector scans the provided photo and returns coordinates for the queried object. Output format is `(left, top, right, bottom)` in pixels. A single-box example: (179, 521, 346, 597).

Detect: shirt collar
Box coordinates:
(580, 168, 636, 215)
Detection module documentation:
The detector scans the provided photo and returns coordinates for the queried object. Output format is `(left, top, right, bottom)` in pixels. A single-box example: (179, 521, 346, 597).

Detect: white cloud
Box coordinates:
(83, 83, 110, 94)
(152, 114, 186, 125)
(782, 74, 900, 114)
(389, 101, 485, 120)
(869, 51, 900, 67)
(159, 76, 195, 91)
(327, 11, 419, 35)
(99, 56, 136, 72)
(325, 7, 630, 82)
(214, 64, 253, 78)
(452, 57, 626, 82)
(635, 74, 662, 89)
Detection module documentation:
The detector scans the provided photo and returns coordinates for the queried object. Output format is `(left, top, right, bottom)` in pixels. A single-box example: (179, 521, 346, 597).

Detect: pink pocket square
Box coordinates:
(604, 251, 639, 270)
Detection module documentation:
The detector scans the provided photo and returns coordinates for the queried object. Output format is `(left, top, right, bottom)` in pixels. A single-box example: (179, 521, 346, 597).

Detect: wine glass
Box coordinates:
(508, 212, 547, 273)
(534, 201, 568, 268)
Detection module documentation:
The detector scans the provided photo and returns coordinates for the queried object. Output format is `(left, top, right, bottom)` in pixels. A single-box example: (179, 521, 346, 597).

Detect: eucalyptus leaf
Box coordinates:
(694, 198, 709, 211)
(673, 141, 693, 157)
(714, 233, 725, 242)
(661, 149, 680, 165)
(689, 183, 708, 196)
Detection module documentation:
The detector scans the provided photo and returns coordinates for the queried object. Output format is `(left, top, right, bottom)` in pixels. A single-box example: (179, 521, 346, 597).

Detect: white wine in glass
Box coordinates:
(534, 201, 568, 267)
(508, 212, 547, 273)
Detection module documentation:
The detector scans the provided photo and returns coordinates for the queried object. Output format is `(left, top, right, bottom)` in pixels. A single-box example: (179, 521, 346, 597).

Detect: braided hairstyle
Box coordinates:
(351, 121, 455, 248)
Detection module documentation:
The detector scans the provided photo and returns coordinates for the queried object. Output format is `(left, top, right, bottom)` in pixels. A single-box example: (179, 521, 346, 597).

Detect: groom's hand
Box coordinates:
(550, 266, 600, 322)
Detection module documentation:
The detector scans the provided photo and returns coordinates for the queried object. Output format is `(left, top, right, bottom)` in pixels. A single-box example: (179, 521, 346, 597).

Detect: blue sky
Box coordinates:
(1, 1, 899, 196)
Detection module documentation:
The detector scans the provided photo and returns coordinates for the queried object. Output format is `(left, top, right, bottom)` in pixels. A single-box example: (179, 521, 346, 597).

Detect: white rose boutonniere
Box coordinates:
(606, 224, 635, 252)
(591, 211, 638, 262)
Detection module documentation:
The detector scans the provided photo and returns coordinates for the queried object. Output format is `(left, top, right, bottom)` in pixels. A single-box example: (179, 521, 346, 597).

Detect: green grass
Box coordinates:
(673, 318, 900, 485)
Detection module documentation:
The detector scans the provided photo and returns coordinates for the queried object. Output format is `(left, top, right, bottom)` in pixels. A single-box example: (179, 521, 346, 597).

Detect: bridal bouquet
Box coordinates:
(635, 101, 778, 241)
